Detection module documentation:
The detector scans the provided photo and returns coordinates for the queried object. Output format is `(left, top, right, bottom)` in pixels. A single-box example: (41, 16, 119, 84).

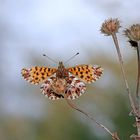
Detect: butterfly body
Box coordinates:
(21, 61, 103, 100)
(56, 61, 69, 79)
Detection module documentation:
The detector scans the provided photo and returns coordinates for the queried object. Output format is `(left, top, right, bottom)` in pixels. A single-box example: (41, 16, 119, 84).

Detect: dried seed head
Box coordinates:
(124, 24, 140, 41)
(100, 18, 120, 36)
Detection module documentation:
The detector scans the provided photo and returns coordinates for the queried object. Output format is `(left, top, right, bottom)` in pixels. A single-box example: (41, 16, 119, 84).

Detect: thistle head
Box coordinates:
(100, 18, 120, 36)
(124, 24, 140, 42)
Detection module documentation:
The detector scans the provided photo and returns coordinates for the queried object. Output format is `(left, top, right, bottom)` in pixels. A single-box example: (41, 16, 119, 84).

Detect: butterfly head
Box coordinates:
(56, 61, 69, 79)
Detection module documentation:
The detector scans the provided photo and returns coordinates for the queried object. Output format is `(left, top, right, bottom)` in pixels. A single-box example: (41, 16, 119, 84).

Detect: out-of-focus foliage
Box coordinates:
(0, 48, 137, 140)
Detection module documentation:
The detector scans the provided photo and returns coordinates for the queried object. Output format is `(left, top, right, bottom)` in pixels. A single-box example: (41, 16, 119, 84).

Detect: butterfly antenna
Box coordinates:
(65, 52, 79, 63)
(42, 54, 58, 63)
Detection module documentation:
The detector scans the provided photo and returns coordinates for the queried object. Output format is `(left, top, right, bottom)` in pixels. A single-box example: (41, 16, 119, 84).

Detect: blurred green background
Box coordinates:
(0, 0, 140, 140)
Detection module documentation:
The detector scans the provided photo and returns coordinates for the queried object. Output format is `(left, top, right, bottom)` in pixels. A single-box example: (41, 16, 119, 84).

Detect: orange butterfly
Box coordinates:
(21, 62, 103, 100)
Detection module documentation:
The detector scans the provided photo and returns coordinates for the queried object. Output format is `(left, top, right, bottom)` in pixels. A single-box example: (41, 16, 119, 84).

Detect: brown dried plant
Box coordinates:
(124, 24, 140, 97)
(101, 18, 140, 140)
(124, 24, 140, 140)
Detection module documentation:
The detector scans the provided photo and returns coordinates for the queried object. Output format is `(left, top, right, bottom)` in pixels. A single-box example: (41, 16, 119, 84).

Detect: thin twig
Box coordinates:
(136, 45, 140, 98)
(136, 41, 140, 137)
(65, 97, 121, 140)
(111, 33, 138, 116)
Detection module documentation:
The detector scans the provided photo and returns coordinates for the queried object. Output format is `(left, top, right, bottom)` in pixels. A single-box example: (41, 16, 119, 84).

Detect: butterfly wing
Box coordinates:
(40, 77, 64, 100)
(65, 75, 86, 100)
(40, 75, 86, 100)
(21, 66, 57, 84)
(68, 65, 103, 83)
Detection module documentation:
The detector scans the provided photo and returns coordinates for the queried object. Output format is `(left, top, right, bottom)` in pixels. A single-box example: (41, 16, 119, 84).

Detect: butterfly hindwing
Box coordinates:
(68, 65, 103, 83)
(65, 75, 86, 100)
(40, 75, 86, 100)
(21, 66, 57, 84)
(40, 77, 64, 100)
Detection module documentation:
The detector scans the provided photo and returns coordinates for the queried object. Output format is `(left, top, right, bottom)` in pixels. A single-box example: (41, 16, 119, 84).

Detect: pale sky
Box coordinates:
(1, 0, 140, 118)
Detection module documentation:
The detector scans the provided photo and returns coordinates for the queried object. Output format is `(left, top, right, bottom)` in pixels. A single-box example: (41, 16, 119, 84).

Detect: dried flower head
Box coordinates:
(124, 24, 140, 41)
(100, 18, 120, 36)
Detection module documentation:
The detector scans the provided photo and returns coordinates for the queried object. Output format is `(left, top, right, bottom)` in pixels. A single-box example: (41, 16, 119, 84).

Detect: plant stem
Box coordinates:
(65, 98, 121, 140)
(136, 41, 140, 137)
(111, 33, 137, 116)
(136, 44, 140, 98)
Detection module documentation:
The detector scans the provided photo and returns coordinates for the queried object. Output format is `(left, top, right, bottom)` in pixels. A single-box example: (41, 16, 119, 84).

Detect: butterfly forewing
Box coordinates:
(21, 66, 57, 84)
(68, 65, 103, 83)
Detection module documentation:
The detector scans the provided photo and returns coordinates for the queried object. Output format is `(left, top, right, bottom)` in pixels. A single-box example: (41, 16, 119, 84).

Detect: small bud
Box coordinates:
(100, 18, 120, 36)
(124, 24, 140, 42)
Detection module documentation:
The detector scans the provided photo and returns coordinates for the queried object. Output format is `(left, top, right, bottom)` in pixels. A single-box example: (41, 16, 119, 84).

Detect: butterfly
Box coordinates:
(21, 62, 103, 100)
